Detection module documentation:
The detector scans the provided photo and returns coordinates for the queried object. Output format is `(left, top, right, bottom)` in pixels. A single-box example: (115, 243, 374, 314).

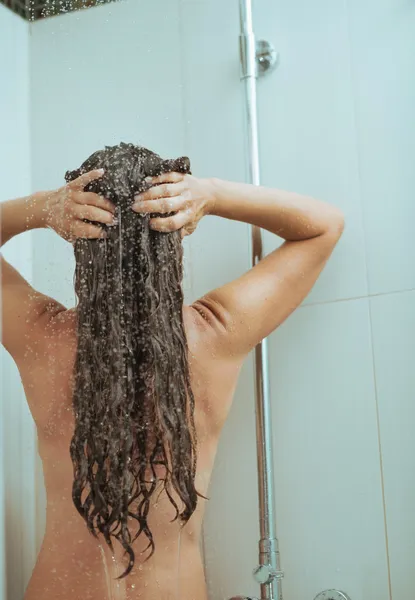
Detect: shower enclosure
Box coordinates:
(1, 1, 414, 599)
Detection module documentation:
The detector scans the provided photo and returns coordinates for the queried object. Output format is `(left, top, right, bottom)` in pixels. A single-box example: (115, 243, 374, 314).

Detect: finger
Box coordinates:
(132, 195, 186, 215)
(70, 169, 105, 191)
(74, 191, 116, 214)
(74, 221, 107, 239)
(135, 181, 186, 203)
(74, 204, 117, 225)
(145, 172, 185, 186)
(149, 212, 189, 233)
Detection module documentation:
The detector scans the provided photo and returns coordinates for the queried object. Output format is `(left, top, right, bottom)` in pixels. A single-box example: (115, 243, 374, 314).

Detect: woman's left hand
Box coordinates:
(132, 172, 215, 238)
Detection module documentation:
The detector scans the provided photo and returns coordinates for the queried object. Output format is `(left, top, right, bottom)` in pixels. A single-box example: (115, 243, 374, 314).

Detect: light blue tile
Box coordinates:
(255, 0, 368, 303)
(180, 1, 253, 304)
(179, 0, 244, 181)
(0, 4, 30, 201)
(348, 0, 415, 294)
(267, 299, 389, 600)
(370, 290, 415, 598)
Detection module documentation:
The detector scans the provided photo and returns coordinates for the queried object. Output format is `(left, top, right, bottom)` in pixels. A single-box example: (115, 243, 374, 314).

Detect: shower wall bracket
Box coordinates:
(239, 36, 279, 80)
(255, 40, 279, 76)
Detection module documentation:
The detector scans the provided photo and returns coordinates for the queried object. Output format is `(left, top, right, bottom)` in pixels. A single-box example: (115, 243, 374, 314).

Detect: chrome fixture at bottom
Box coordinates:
(253, 563, 284, 585)
(229, 588, 352, 600)
(313, 591, 352, 600)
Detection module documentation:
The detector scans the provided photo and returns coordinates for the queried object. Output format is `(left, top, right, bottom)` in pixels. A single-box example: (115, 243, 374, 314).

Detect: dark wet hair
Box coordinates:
(65, 143, 200, 578)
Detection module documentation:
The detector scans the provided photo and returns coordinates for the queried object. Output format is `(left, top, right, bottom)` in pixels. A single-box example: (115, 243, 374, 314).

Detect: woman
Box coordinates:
(0, 143, 344, 600)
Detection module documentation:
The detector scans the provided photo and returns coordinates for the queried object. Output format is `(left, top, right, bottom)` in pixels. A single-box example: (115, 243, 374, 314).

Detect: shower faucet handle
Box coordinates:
(253, 564, 284, 585)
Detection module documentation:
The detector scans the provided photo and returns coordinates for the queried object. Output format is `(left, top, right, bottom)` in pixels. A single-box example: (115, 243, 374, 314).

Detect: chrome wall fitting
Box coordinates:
(256, 40, 279, 76)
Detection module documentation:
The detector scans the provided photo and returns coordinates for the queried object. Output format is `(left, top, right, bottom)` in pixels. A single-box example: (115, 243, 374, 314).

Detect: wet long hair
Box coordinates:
(65, 143, 199, 578)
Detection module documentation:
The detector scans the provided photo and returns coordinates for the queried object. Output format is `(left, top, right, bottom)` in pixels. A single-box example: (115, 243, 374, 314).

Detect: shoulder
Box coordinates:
(16, 307, 77, 374)
(16, 308, 77, 430)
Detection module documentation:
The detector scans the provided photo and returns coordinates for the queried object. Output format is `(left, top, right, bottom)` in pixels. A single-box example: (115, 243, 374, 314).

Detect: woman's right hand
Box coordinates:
(42, 169, 116, 242)
(131, 172, 216, 238)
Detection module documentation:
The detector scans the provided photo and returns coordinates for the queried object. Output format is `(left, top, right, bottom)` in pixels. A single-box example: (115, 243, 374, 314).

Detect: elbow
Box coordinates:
(327, 208, 345, 239)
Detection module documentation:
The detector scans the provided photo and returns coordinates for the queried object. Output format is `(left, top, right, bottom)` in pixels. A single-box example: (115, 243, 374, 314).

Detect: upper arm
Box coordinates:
(1, 254, 65, 360)
(192, 227, 343, 358)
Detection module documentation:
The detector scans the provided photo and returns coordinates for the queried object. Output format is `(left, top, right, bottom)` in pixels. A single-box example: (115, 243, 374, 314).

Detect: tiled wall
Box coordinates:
(347, 2, 415, 595)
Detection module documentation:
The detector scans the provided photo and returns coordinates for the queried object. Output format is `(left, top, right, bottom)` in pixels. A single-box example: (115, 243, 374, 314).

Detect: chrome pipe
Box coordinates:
(238, 1, 283, 599)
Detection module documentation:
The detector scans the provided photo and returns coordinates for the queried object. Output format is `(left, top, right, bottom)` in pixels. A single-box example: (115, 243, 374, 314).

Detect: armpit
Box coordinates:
(191, 297, 229, 334)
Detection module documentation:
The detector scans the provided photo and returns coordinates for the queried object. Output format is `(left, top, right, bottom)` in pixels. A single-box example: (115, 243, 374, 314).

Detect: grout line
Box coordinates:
(344, 1, 393, 598)
(368, 291, 394, 600)
(301, 287, 415, 309)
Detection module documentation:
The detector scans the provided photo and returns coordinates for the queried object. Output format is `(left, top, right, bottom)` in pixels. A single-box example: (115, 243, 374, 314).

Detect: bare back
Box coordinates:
(19, 304, 243, 600)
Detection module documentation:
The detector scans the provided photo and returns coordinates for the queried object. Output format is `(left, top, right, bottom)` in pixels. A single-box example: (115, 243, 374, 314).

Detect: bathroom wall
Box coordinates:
(0, 5, 36, 600)
(4, 0, 414, 598)
(348, 2, 415, 597)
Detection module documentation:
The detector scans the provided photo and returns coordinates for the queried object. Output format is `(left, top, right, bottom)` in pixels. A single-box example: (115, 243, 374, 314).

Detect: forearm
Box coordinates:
(207, 178, 344, 241)
(0, 192, 47, 248)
